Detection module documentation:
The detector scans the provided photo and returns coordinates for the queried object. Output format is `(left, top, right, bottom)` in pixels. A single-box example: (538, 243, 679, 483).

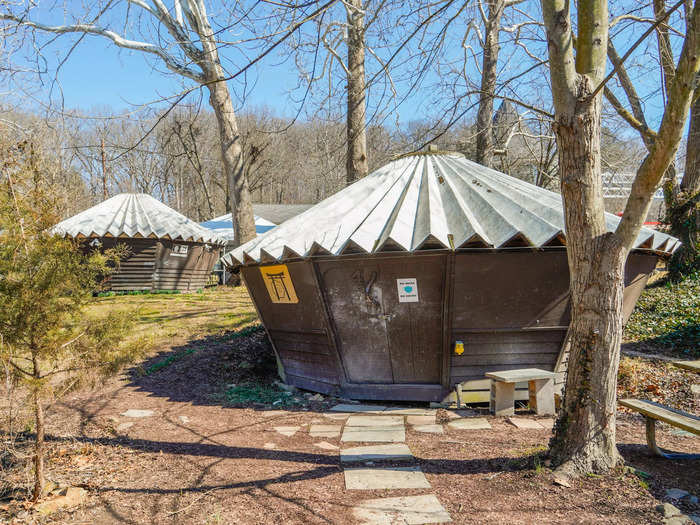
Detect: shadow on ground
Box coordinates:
(125, 324, 279, 407)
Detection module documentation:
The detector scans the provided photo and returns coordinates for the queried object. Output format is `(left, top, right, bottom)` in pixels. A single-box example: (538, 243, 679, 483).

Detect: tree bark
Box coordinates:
(345, 0, 368, 185)
(195, 8, 256, 246)
(207, 82, 256, 245)
(547, 80, 626, 474)
(669, 91, 700, 277)
(475, 0, 505, 168)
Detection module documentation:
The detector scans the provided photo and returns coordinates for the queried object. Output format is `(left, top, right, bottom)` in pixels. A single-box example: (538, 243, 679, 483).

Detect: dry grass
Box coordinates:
(86, 287, 259, 349)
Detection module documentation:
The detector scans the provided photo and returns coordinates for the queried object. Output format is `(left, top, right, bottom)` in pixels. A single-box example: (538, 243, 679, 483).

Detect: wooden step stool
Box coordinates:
(486, 368, 556, 416)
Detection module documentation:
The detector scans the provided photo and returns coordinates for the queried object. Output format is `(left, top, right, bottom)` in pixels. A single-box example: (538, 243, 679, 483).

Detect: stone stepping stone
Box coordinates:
(314, 441, 339, 450)
(413, 424, 444, 434)
(309, 424, 341, 438)
(341, 425, 405, 443)
(121, 409, 154, 418)
(341, 443, 413, 463)
(263, 442, 277, 449)
(346, 415, 404, 427)
(507, 417, 544, 429)
(407, 415, 435, 425)
(344, 466, 430, 490)
(116, 422, 133, 432)
(383, 408, 436, 417)
(323, 412, 351, 420)
(353, 494, 452, 524)
(261, 410, 288, 417)
(273, 426, 300, 437)
(447, 418, 492, 430)
(178, 416, 190, 424)
(330, 404, 387, 413)
(447, 408, 479, 418)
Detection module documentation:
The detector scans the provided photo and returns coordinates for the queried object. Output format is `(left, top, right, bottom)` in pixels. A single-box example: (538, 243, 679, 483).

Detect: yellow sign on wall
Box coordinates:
(260, 264, 298, 304)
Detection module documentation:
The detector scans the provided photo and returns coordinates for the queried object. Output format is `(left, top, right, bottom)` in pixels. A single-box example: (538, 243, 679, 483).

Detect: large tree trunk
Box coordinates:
(475, 0, 505, 168)
(548, 80, 626, 475)
(669, 92, 700, 277)
(345, 0, 368, 185)
(207, 82, 256, 245)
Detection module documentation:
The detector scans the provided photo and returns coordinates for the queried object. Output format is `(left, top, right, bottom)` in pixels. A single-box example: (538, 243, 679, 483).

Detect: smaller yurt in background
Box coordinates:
(201, 205, 314, 284)
(200, 213, 277, 242)
(53, 193, 224, 292)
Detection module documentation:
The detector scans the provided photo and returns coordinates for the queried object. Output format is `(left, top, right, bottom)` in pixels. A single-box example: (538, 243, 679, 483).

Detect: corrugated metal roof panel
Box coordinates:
(221, 153, 679, 267)
(53, 193, 224, 244)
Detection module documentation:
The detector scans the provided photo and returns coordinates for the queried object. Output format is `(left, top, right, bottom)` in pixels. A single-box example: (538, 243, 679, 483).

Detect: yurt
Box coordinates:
(53, 193, 224, 292)
(221, 153, 679, 402)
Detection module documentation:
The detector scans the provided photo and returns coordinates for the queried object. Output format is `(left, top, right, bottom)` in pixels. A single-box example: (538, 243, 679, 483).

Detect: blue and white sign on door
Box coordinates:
(397, 278, 419, 302)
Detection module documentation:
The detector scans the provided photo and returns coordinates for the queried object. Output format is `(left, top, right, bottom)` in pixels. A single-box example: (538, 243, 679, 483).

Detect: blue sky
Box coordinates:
(2, 0, 685, 138)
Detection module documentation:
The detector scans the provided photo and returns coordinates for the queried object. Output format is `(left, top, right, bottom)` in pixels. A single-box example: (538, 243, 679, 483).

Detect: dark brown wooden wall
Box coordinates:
(449, 251, 570, 386)
(155, 241, 220, 291)
(242, 262, 342, 394)
(94, 238, 219, 292)
(240, 250, 659, 401)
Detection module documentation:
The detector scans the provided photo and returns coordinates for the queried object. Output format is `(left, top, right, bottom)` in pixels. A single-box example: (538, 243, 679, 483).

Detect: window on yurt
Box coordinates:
(172, 244, 189, 257)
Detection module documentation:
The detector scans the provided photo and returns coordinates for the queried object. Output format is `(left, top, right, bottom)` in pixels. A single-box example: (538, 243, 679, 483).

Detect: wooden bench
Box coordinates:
(619, 398, 700, 459)
(671, 359, 700, 373)
(486, 368, 556, 416)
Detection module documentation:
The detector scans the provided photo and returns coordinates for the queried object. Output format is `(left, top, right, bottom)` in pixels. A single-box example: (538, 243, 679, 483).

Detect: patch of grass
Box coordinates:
(624, 273, 699, 357)
(144, 347, 198, 375)
(223, 382, 302, 408)
(97, 289, 181, 297)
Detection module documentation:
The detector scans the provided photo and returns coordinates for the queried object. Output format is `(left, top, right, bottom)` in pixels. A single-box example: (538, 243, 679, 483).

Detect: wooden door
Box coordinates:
(319, 256, 445, 385)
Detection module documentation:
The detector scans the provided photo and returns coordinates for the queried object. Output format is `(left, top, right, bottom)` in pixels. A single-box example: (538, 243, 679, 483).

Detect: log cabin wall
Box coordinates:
(92, 238, 220, 292)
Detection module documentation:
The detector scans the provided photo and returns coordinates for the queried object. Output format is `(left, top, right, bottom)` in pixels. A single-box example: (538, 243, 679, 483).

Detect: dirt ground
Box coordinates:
(1, 288, 699, 524)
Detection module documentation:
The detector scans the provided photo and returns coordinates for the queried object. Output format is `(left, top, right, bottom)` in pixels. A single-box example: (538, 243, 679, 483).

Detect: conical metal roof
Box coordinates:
(221, 153, 679, 267)
(201, 213, 277, 242)
(53, 193, 224, 244)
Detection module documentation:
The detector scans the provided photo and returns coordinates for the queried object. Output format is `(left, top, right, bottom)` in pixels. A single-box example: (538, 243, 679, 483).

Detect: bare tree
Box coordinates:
(540, 0, 699, 476)
(604, 2, 699, 277)
(1, 1, 268, 245)
(345, 0, 368, 183)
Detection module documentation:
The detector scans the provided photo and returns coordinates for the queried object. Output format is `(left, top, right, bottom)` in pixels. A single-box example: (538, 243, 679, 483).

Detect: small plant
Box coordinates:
(0, 146, 144, 500)
(144, 347, 198, 375)
(224, 383, 302, 407)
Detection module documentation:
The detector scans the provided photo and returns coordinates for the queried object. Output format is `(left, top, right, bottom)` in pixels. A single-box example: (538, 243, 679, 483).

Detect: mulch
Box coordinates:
(1, 331, 698, 524)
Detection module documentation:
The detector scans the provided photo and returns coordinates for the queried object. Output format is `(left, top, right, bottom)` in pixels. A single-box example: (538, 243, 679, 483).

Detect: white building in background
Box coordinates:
(602, 172, 683, 199)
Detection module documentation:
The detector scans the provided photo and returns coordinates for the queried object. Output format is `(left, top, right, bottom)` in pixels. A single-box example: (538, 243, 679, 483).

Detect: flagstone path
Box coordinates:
(266, 403, 555, 524)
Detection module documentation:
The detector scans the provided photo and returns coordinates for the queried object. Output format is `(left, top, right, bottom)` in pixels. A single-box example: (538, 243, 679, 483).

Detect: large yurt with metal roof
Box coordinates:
(221, 152, 679, 402)
(53, 193, 224, 292)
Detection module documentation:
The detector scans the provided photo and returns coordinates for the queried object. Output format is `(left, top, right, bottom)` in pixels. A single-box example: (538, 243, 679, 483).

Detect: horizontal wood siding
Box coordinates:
(268, 330, 339, 384)
(103, 238, 157, 291)
(450, 330, 564, 384)
(155, 242, 220, 291)
(94, 238, 219, 291)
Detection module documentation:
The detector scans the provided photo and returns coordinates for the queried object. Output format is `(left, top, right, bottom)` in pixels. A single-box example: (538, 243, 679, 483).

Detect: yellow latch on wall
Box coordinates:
(454, 340, 464, 355)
